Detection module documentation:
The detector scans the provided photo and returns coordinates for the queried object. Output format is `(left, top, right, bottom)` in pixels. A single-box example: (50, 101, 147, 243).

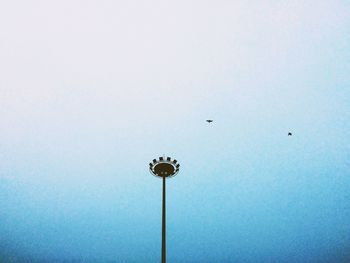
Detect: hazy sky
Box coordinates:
(1, 1, 350, 262)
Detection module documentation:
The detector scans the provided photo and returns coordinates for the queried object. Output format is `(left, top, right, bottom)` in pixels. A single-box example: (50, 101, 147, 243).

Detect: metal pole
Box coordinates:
(162, 176, 166, 263)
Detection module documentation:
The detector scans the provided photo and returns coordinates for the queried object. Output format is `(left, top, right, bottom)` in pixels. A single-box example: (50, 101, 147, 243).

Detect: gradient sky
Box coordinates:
(1, 1, 350, 262)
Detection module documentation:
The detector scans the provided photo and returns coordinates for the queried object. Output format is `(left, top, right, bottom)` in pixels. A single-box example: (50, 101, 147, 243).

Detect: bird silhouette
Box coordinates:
(206, 120, 213, 123)
(288, 132, 292, 136)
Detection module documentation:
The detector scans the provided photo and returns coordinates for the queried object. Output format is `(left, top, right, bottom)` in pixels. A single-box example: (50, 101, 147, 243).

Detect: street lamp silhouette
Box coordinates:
(149, 157, 180, 263)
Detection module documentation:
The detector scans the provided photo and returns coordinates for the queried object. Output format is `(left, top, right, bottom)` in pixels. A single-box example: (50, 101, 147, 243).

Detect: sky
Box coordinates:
(0, 0, 350, 262)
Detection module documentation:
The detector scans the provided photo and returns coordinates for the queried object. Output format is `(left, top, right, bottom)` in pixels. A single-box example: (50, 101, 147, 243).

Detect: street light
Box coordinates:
(149, 157, 180, 263)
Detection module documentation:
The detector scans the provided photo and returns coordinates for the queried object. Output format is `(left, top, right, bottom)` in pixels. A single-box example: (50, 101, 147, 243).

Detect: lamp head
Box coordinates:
(149, 157, 180, 178)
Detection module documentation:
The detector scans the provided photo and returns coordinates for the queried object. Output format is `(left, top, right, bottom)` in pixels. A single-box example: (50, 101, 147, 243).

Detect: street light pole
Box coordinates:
(149, 157, 180, 263)
(162, 176, 166, 263)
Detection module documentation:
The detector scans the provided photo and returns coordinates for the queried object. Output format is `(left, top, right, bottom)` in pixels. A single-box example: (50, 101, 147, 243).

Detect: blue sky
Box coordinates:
(1, 1, 350, 262)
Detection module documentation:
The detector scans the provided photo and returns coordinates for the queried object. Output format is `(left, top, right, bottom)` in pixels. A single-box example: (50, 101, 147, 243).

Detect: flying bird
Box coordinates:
(288, 132, 292, 136)
(206, 120, 213, 123)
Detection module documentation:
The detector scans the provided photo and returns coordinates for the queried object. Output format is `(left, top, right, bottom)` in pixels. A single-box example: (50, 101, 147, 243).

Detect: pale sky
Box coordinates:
(1, 1, 350, 262)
